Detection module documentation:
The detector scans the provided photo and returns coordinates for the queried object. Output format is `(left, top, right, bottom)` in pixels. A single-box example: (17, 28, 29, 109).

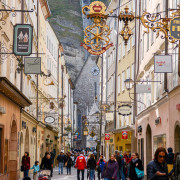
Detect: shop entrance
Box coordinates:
(9, 120, 17, 180)
(146, 124, 152, 166)
(175, 125, 180, 152)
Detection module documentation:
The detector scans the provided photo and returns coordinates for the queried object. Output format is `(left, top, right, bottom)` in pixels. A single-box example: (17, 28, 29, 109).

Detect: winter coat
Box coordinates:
(75, 155, 87, 170)
(22, 156, 30, 170)
(57, 155, 65, 163)
(87, 157, 96, 170)
(66, 157, 73, 167)
(147, 160, 168, 180)
(40, 157, 53, 170)
(129, 158, 143, 180)
(102, 160, 119, 179)
(166, 152, 174, 164)
(116, 155, 122, 169)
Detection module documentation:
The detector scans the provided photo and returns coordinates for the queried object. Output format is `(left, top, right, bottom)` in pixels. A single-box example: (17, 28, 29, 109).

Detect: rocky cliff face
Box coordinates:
(48, 0, 110, 83)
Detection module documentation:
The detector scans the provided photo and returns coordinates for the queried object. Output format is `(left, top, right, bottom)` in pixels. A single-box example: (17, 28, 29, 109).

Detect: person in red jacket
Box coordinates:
(75, 152, 87, 180)
(22, 152, 30, 178)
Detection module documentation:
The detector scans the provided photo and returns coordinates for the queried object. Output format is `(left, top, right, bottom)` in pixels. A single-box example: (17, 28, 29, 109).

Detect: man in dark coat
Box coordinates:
(40, 152, 53, 177)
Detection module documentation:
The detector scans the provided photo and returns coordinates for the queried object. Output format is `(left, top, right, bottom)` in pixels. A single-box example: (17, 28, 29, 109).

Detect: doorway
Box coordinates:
(9, 120, 18, 180)
(175, 125, 180, 152)
(146, 124, 152, 166)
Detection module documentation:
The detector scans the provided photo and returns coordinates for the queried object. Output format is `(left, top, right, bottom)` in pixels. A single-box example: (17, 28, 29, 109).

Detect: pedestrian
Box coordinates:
(120, 153, 126, 180)
(75, 151, 87, 180)
(57, 152, 65, 174)
(115, 151, 123, 180)
(40, 152, 53, 177)
(50, 150, 55, 177)
(97, 155, 106, 180)
(168, 152, 180, 180)
(147, 147, 168, 180)
(65, 153, 73, 175)
(87, 154, 96, 180)
(31, 161, 40, 180)
(129, 152, 143, 180)
(102, 154, 119, 180)
(166, 147, 174, 173)
(22, 152, 30, 178)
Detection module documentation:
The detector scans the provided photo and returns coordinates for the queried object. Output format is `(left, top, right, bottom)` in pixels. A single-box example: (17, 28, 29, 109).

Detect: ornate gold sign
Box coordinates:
(81, 1, 113, 55)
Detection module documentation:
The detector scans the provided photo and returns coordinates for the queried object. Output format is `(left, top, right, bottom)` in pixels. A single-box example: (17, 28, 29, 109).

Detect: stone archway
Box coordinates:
(175, 124, 180, 152)
(25, 128, 29, 153)
(146, 124, 152, 166)
(9, 120, 18, 180)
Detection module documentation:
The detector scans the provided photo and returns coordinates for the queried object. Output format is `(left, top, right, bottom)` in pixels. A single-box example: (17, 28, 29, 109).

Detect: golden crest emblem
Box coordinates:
(81, 1, 113, 55)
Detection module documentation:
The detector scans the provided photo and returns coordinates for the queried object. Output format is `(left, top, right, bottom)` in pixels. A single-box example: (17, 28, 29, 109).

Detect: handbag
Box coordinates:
(135, 167, 144, 178)
(21, 165, 24, 171)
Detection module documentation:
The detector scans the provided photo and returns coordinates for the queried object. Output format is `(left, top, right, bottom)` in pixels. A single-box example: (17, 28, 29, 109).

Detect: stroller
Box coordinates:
(38, 170, 51, 180)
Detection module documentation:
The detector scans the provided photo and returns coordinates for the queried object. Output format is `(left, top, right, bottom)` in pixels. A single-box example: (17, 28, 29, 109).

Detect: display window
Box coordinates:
(153, 134, 166, 153)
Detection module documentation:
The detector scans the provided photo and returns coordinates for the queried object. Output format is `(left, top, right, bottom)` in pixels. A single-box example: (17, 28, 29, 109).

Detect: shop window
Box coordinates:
(153, 134, 166, 153)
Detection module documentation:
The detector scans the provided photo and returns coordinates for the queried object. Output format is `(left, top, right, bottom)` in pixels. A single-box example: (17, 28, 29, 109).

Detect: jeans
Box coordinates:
(77, 169, 84, 180)
(117, 169, 121, 180)
(24, 169, 29, 177)
(120, 166, 125, 180)
(90, 170, 95, 180)
(33, 172, 38, 180)
(67, 166, 71, 174)
(104, 178, 114, 180)
(59, 162, 64, 174)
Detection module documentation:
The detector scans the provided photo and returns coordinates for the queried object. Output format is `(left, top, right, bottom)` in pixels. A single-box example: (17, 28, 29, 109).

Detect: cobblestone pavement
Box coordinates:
(20, 167, 94, 180)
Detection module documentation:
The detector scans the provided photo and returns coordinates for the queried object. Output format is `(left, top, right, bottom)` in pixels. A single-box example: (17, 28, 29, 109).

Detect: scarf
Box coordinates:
(132, 158, 138, 163)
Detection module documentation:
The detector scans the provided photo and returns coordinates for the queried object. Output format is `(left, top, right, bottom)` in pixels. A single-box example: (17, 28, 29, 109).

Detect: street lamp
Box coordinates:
(124, 78, 134, 90)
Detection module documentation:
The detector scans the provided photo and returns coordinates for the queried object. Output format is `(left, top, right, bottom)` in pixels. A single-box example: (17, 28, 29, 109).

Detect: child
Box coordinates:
(31, 161, 40, 180)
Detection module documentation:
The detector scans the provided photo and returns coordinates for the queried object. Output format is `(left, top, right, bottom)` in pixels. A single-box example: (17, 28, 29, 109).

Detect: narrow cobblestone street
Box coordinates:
(19, 167, 91, 180)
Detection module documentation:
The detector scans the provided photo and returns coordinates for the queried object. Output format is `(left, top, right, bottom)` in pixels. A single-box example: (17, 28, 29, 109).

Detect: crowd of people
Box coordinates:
(21, 147, 180, 180)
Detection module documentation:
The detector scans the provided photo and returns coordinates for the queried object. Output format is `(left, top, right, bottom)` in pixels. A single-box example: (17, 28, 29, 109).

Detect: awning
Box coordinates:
(0, 77, 32, 108)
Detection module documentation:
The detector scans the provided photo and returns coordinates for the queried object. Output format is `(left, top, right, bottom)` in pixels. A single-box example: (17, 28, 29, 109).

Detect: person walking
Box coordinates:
(66, 153, 73, 175)
(115, 151, 123, 180)
(57, 152, 65, 175)
(75, 152, 87, 180)
(166, 147, 174, 174)
(87, 154, 96, 180)
(31, 161, 40, 180)
(168, 152, 180, 180)
(40, 152, 53, 177)
(97, 155, 106, 180)
(102, 154, 119, 180)
(22, 152, 30, 178)
(147, 147, 168, 180)
(129, 152, 143, 180)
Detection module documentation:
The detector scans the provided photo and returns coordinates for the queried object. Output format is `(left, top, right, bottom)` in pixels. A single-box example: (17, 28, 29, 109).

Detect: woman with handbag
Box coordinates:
(147, 147, 168, 180)
(22, 152, 30, 178)
(129, 152, 144, 180)
(87, 154, 97, 180)
(65, 154, 73, 175)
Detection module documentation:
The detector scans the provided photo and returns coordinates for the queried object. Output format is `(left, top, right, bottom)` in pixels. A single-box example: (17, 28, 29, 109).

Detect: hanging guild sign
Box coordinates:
(44, 116, 55, 124)
(81, 1, 113, 55)
(24, 57, 41, 74)
(170, 17, 180, 40)
(118, 104, 132, 116)
(13, 24, 33, 56)
(154, 55, 172, 73)
(122, 131, 128, 139)
(105, 133, 110, 140)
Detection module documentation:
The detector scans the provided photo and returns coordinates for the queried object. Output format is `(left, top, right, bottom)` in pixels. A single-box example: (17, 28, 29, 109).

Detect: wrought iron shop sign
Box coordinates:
(81, 1, 113, 55)
(118, 104, 132, 116)
(170, 17, 180, 40)
(24, 57, 41, 74)
(13, 24, 33, 56)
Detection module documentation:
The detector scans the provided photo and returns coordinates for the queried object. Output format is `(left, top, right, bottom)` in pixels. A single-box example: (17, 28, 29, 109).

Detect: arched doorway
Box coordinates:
(9, 120, 18, 180)
(146, 124, 152, 166)
(175, 125, 180, 152)
(25, 128, 29, 153)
